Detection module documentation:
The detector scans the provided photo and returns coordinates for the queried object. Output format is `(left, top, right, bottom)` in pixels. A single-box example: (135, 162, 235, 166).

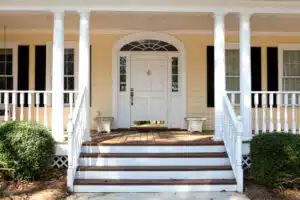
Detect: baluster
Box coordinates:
(231, 93, 235, 106)
(4, 92, 8, 121)
(12, 92, 16, 121)
(292, 93, 296, 134)
(69, 92, 73, 117)
(36, 93, 40, 122)
(254, 93, 259, 135)
(20, 93, 24, 120)
(284, 93, 289, 133)
(28, 92, 32, 121)
(262, 93, 267, 133)
(269, 93, 274, 132)
(276, 93, 282, 132)
(44, 93, 48, 127)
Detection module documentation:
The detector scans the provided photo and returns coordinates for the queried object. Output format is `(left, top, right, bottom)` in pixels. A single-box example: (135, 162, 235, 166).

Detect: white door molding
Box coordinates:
(112, 32, 187, 129)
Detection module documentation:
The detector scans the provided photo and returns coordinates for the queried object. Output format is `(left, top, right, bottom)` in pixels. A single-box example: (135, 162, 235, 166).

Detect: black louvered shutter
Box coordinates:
(267, 47, 279, 106)
(35, 45, 47, 106)
(251, 47, 262, 107)
(207, 46, 214, 107)
(18, 45, 30, 106)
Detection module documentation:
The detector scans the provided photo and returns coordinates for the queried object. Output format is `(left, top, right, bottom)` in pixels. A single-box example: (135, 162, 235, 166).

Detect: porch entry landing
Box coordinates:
(83, 130, 216, 146)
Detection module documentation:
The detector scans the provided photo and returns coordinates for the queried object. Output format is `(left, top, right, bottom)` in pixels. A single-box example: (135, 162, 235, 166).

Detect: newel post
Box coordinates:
(236, 119, 244, 193)
(67, 115, 74, 192)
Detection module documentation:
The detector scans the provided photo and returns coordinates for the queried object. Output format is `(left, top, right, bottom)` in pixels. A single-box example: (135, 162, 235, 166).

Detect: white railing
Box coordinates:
(227, 91, 300, 134)
(223, 95, 243, 192)
(67, 88, 87, 192)
(0, 90, 78, 127)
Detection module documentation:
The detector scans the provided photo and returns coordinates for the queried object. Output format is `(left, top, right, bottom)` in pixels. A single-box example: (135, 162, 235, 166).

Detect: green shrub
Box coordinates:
(250, 133, 300, 188)
(0, 121, 55, 180)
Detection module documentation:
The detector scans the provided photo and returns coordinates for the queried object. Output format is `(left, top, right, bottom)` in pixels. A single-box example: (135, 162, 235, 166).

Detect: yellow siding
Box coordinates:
(6, 33, 300, 130)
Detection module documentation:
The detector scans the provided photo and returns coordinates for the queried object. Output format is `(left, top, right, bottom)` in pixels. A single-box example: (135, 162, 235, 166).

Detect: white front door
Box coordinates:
(130, 55, 167, 126)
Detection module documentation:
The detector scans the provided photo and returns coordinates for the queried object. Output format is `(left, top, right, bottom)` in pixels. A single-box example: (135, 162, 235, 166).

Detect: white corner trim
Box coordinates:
(112, 32, 187, 129)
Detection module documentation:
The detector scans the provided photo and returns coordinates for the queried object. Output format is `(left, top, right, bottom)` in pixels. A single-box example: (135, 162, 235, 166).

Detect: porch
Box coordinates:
(1, 1, 300, 192)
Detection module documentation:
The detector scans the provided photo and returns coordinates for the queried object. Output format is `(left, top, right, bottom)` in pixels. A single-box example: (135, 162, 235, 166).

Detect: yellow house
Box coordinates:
(1, 0, 300, 193)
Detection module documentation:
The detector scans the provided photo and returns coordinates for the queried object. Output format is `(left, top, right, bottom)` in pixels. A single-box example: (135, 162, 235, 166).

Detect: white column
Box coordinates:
(213, 12, 226, 141)
(52, 11, 65, 142)
(240, 13, 253, 141)
(79, 11, 91, 141)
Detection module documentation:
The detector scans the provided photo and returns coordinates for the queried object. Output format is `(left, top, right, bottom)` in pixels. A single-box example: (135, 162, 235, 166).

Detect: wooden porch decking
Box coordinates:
(82, 130, 220, 146)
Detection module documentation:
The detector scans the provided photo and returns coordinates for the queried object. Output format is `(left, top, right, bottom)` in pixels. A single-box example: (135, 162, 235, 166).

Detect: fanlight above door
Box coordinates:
(120, 39, 178, 52)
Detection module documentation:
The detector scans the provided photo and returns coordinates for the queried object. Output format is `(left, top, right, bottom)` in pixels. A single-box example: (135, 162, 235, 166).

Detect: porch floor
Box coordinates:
(83, 130, 218, 146)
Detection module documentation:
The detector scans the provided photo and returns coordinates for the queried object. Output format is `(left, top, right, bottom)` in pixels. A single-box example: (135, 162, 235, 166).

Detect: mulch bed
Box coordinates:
(0, 168, 68, 200)
(245, 175, 300, 200)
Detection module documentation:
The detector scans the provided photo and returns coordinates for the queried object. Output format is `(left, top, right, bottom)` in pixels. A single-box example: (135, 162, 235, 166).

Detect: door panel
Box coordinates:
(130, 55, 167, 125)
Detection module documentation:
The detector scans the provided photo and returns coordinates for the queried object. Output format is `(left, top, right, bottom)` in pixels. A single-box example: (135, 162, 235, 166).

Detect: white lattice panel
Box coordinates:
(52, 156, 68, 168)
(242, 155, 251, 169)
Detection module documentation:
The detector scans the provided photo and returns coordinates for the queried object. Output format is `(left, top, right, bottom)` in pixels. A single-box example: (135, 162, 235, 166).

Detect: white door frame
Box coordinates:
(112, 32, 187, 129)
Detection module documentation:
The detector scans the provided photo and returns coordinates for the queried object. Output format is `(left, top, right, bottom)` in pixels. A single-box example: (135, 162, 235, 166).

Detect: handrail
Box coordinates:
(223, 95, 243, 192)
(67, 88, 87, 192)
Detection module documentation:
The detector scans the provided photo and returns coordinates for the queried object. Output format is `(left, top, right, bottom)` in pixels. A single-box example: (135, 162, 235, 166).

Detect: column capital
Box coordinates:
(51, 9, 65, 16)
(213, 11, 228, 18)
(77, 9, 91, 16)
(239, 12, 254, 19)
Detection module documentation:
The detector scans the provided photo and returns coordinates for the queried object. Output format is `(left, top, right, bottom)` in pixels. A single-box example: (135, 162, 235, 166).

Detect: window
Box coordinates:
(64, 48, 75, 104)
(172, 57, 179, 92)
(0, 48, 13, 90)
(282, 50, 300, 91)
(225, 49, 240, 104)
(119, 56, 127, 92)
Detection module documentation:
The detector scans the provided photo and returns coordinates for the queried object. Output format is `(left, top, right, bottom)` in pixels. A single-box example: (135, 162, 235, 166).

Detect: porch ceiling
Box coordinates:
(1, 12, 300, 33)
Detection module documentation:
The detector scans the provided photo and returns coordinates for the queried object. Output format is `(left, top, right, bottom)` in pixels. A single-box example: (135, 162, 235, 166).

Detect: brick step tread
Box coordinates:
(82, 141, 224, 146)
(79, 152, 228, 158)
(77, 165, 232, 171)
(74, 179, 236, 185)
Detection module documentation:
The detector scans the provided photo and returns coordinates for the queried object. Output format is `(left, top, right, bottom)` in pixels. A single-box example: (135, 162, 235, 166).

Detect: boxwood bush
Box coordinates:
(0, 121, 55, 180)
(250, 133, 300, 188)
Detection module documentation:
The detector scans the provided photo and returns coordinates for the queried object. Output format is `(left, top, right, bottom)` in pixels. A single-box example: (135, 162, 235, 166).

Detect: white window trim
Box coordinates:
(278, 43, 300, 91)
(0, 42, 18, 90)
(225, 43, 240, 91)
(46, 41, 79, 90)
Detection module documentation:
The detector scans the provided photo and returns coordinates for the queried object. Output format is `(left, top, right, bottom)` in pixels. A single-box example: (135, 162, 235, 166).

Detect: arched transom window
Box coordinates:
(120, 39, 178, 52)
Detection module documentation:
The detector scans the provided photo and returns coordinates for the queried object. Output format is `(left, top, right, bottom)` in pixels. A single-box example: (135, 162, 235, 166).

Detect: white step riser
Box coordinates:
(74, 185, 237, 193)
(76, 170, 234, 179)
(79, 158, 230, 166)
(81, 146, 225, 154)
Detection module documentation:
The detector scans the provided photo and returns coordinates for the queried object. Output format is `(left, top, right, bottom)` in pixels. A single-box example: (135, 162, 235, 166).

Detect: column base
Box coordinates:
(213, 134, 223, 141)
(242, 135, 253, 142)
(83, 132, 92, 142)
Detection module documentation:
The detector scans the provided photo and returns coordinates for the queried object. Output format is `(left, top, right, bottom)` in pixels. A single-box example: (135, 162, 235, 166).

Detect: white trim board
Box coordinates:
(7, 29, 300, 36)
(1, 1, 300, 14)
(112, 32, 187, 129)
